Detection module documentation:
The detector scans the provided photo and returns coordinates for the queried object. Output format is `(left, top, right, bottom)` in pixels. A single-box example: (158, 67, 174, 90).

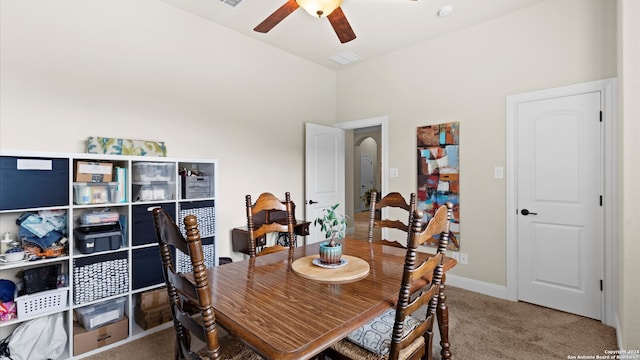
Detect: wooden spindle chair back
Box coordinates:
(367, 191, 417, 248)
(153, 208, 222, 360)
(323, 202, 453, 360)
(387, 202, 453, 360)
(245, 192, 296, 258)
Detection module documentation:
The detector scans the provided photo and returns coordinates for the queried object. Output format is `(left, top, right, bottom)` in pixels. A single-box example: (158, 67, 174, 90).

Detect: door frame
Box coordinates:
(336, 115, 389, 226)
(505, 78, 617, 326)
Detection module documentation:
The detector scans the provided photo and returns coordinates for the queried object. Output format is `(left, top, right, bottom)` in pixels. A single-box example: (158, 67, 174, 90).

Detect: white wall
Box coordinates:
(1, 0, 637, 348)
(0, 0, 336, 260)
(618, 0, 640, 351)
(335, 0, 617, 285)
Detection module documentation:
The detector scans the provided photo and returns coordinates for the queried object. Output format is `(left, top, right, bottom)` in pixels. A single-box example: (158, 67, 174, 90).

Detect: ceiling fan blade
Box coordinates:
(254, 0, 300, 33)
(327, 7, 356, 44)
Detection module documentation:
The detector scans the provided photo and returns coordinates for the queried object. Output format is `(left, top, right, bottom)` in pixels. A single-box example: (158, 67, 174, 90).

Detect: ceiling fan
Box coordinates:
(253, 0, 356, 44)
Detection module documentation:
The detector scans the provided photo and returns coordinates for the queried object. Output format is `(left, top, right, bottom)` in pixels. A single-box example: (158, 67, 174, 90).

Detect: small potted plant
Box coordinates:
(314, 203, 348, 264)
(360, 187, 381, 209)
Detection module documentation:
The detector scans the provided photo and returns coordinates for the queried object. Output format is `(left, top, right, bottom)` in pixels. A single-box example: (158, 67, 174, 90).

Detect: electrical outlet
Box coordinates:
(389, 168, 399, 178)
(459, 252, 468, 265)
(449, 251, 460, 263)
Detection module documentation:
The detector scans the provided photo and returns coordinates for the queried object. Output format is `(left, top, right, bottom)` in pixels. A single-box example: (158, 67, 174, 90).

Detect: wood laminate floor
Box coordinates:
(349, 210, 381, 241)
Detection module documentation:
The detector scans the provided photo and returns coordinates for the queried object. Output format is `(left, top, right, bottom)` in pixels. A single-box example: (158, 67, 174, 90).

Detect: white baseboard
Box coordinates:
(445, 274, 512, 301)
(616, 315, 624, 354)
(614, 315, 639, 359)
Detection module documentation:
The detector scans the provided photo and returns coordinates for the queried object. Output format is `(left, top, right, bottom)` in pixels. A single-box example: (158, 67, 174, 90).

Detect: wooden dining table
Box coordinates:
(205, 238, 457, 360)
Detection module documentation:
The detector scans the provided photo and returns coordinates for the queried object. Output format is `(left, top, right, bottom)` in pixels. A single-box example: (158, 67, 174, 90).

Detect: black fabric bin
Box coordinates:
(0, 156, 69, 210)
(132, 246, 164, 290)
(132, 203, 175, 246)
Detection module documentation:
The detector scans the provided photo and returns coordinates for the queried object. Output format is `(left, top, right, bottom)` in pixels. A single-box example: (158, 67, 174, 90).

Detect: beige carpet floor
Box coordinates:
(430, 286, 617, 359)
(82, 286, 617, 360)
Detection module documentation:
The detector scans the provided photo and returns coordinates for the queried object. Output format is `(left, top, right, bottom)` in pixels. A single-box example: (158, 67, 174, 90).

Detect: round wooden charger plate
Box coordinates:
(291, 255, 370, 284)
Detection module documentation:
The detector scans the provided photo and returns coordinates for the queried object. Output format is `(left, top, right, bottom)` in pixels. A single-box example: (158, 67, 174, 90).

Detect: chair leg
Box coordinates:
(436, 283, 451, 360)
(424, 330, 434, 360)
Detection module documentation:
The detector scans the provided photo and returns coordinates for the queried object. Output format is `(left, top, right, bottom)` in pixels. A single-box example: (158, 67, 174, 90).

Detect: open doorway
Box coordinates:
(336, 116, 387, 239)
(351, 129, 380, 239)
(355, 130, 380, 212)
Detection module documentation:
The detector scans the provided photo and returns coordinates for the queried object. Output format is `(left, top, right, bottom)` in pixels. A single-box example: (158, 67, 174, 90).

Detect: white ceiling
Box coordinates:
(160, 0, 547, 70)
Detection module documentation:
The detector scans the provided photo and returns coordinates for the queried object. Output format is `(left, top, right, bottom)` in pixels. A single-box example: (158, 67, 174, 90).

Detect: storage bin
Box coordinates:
(73, 182, 117, 205)
(74, 222, 122, 254)
(0, 156, 69, 210)
(132, 162, 175, 182)
(73, 252, 129, 305)
(132, 182, 175, 202)
(16, 287, 69, 318)
(132, 247, 164, 290)
(132, 203, 175, 246)
(181, 176, 212, 199)
(178, 200, 215, 238)
(176, 236, 215, 274)
(75, 297, 126, 330)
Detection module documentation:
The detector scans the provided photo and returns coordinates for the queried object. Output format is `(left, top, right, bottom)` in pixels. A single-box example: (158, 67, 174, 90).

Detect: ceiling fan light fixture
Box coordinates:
(296, 0, 343, 18)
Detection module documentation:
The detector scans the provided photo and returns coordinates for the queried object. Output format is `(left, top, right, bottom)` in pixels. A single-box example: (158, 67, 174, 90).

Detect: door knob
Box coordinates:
(307, 200, 318, 205)
(521, 209, 538, 216)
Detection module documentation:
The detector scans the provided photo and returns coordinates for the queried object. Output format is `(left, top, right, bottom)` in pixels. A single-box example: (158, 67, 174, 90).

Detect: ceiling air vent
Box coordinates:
(329, 50, 362, 65)
(218, 0, 242, 8)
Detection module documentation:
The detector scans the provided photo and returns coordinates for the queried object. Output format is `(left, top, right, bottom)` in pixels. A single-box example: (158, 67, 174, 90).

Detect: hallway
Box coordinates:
(348, 210, 381, 241)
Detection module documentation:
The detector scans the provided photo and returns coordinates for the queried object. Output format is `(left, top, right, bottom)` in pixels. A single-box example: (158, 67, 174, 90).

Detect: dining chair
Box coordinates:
(152, 208, 263, 360)
(245, 192, 296, 258)
(366, 191, 417, 248)
(324, 202, 453, 360)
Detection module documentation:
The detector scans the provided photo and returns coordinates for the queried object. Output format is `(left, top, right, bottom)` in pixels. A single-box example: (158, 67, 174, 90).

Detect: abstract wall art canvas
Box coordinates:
(416, 122, 460, 250)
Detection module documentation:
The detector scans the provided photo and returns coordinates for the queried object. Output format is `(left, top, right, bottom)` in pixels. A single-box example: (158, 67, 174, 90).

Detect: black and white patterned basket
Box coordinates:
(73, 252, 129, 305)
(176, 201, 216, 273)
(178, 205, 215, 238)
(176, 239, 215, 273)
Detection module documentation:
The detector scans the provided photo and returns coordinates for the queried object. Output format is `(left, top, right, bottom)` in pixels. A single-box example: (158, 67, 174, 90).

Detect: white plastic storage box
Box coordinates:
(132, 162, 175, 182)
(16, 287, 69, 318)
(73, 182, 118, 205)
(132, 182, 175, 201)
(75, 297, 126, 330)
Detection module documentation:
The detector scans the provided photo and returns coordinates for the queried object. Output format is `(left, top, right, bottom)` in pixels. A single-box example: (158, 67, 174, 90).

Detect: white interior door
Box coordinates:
(516, 92, 603, 320)
(305, 123, 345, 244)
(359, 154, 373, 211)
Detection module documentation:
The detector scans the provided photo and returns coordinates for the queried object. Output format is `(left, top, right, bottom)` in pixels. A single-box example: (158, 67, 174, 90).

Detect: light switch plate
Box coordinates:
(494, 166, 504, 179)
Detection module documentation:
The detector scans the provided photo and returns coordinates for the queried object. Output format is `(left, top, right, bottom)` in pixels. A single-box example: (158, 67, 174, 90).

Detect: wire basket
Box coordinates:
(16, 287, 69, 318)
